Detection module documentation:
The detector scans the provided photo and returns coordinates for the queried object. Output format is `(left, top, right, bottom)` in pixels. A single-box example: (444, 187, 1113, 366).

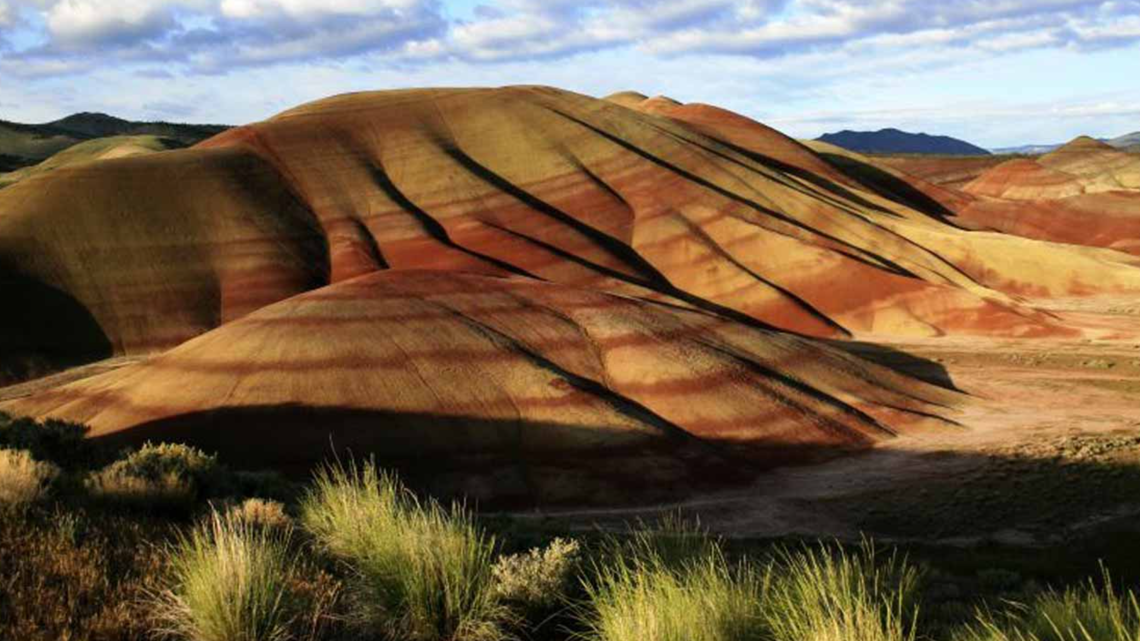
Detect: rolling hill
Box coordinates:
(4, 86, 1140, 499)
(0, 113, 228, 171)
(816, 128, 990, 156)
(0, 135, 183, 188)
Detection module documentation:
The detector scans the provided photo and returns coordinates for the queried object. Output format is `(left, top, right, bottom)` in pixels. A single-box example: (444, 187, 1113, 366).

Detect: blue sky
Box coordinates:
(1, 0, 1138, 147)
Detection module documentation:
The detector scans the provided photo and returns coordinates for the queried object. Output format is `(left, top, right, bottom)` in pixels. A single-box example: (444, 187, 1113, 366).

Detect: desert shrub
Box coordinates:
(0, 505, 170, 641)
(299, 460, 508, 641)
(86, 442, 221, 509)
(152, 509, 303, 641)
(0, 448, 60, 510)
(0, 413, 100, 469)
(226, 498, 292, 530)
(762, 539, 922, 641)
(962, 568, 1140, 641)
(492, 537, 581, 614)
(580, 541, 767, 641)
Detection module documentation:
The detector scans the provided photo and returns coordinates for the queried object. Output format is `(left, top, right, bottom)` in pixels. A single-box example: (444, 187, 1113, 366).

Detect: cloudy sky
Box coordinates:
(1, 0, 1137, 147)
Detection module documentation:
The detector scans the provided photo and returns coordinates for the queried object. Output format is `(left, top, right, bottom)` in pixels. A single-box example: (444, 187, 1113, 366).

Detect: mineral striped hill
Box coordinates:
(950, 137, 1140, 253)
(3, 86, 1140, 501)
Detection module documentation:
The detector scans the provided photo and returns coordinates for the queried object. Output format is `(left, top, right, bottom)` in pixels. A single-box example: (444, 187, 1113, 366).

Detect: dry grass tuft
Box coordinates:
(0, 448, 59, 510)
(227, 497, 292, 529)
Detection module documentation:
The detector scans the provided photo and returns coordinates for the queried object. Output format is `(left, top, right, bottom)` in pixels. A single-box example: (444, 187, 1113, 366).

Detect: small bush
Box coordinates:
(762, 540, 922, 641)
(963, 568, 1140, 641)
(86, 443, 220, 509)
(227, 498, 291, 530)
(581, 542, 767, 641)
(492, 537, 581, 613)
(300, 460, 507, 641)
(0, 449, 60, 510)
(152, 510, 303, 641)
(0, 413, 99, 469)
(0, 505, 170, 640)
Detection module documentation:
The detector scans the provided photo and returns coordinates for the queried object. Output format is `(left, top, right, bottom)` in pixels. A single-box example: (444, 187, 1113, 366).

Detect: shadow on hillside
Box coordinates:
(825, 340, 962, 392)
(0, 274, 112, 385)
(818, 152, 961, 224)
(91, 405, 880, 509)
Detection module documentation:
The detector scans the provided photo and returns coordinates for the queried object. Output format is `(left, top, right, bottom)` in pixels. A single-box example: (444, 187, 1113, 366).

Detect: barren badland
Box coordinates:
(1, 86, 1139, 523)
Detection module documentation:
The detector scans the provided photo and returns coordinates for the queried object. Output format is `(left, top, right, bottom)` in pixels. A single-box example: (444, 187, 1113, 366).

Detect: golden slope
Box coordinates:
(1, 270, 956, 501)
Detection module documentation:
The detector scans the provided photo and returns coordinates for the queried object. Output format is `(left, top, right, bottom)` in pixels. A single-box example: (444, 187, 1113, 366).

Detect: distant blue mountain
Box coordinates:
(817, 128, 991, 156)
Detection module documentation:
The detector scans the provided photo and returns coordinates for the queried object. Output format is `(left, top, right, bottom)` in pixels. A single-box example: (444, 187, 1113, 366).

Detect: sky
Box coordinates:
(0, 0, 1138, 148)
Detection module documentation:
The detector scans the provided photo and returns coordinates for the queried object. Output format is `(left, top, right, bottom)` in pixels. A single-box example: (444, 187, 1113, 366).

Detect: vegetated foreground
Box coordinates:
(4, 421, 1140, 641)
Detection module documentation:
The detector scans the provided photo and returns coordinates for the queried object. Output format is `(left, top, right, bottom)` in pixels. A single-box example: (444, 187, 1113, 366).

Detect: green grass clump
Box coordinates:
(581, 543, 767, 641)
(152, 509, 302, 641)
(86, 442, 220, 509)
(299, 460, 507, 641)
(963, 568, 1140, 641)
(762, 540, 922, 641)
(0, 449, 60, 511)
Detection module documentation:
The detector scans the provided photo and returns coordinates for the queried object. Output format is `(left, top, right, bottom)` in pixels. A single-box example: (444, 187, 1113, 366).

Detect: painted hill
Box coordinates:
(816, 128, 990, 156)
(0, 113, 227, 171)
(3, 269, 957, 502)
(947, 136, 1140, 253)
(6, 86, 1140, 498)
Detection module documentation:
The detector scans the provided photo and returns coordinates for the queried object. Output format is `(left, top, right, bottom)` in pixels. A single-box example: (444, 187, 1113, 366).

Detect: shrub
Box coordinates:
(762, 540, 922, 641)
(152, 510, 302, 641)
(581, 542, 767, 641)
(299, 460, 507, 641)
(962, 568, 1140, 641)
(492, 537, 581, 613)
(0, 449, 60, 510)
(0, 504, 170, 641)
(226, 498, 291, 530)
(86, 443, 220, 509)
(0, 413, 99, 469)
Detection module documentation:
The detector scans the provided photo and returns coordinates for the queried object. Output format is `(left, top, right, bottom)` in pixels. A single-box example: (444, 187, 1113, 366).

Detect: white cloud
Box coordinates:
(45, 0, 183, 45)
(219, 0, 425, 20)
(1, 0, 443, 67)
